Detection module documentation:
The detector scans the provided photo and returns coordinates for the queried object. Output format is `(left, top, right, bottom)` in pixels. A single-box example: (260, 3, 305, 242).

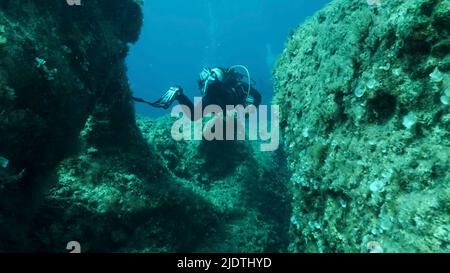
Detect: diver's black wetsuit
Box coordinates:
(177, 80, 262, 121)
(132, 67, 262, 119)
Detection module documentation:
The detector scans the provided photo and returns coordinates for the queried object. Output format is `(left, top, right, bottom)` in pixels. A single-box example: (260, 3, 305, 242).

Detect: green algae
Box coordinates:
(274, 0, 450, 253)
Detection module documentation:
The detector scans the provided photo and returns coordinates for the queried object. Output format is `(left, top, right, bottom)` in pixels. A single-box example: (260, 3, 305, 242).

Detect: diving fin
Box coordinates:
(133, 86, 182, 109)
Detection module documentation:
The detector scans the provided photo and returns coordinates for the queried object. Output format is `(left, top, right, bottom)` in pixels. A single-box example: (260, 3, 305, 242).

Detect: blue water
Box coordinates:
(127, 0, 330, 117)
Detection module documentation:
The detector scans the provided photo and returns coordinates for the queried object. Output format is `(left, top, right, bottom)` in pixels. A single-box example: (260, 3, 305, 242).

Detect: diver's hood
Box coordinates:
(211, 68, 224, 82)
(200, 67, 225, 96)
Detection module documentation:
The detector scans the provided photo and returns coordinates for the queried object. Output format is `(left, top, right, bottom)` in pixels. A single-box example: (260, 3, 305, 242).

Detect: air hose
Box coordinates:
(228, 65, 252, 103)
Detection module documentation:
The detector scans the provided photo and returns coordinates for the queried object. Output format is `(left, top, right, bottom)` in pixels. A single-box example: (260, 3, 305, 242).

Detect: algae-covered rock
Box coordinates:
(31, 115, 291, 252)
(274, 0, 449, 253)
(0, 0, 145, 250)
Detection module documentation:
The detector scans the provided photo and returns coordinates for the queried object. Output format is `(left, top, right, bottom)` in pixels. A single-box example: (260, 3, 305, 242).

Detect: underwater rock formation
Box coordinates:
(135, 116, 291, 252)
(0, 1, 291, 252)
(274, 0, 449, 252)
(31, 115, 291, 252)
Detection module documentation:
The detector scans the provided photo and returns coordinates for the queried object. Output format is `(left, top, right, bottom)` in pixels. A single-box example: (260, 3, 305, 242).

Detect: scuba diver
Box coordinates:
(132, 65, 262, 120)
